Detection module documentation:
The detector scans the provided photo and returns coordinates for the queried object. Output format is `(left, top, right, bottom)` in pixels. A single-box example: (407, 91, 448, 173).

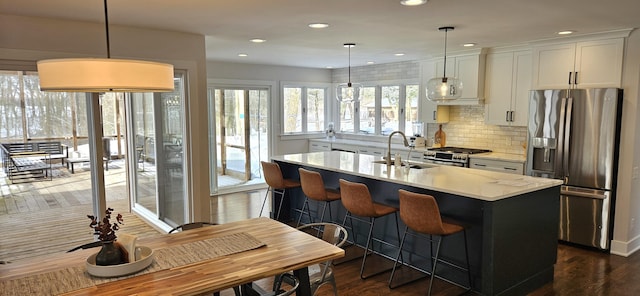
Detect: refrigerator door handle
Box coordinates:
(563, 97, 574, 178)
(561, 185, 608, 200)
(556, 97, 568, 178)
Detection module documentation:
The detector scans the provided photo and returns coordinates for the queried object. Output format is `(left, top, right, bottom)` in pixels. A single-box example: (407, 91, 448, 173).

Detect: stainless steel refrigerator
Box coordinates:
(526, 88, 623, 250)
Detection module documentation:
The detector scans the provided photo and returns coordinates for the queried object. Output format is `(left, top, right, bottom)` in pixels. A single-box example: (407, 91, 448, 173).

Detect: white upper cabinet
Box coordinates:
(426, 49, 486, 105)
(484, 50, 532, 126)
(532, 38, 624, 89)
(419, 60, 450, 123)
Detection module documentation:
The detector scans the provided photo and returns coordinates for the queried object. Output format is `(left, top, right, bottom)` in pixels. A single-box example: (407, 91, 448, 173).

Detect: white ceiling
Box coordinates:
(1, 0, 638, 69)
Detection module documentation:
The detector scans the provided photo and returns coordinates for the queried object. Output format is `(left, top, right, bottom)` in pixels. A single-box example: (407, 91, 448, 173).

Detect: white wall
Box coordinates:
(611, 29, 640, 256)
(0, 14, 211, 223)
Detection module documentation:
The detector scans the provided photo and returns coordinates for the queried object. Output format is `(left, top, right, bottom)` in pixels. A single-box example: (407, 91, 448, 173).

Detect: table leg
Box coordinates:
(293, 266, 311, 296)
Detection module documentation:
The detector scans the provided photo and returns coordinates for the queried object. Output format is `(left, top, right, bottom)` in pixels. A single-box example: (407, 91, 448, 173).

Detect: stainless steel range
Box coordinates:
(424, 147, 492, 167)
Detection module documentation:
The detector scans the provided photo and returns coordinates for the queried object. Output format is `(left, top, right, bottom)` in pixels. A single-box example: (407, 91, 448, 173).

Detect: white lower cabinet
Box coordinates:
(309, 140, 331, 152)
(469, 158, 524, 175)
(358, 147, 385, 156)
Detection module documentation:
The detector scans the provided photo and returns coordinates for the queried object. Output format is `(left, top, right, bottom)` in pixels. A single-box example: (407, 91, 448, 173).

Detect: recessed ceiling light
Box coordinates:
(394, 53, 405, 56)
(367, 61, 375, 64)
(250, 38, 266, 43)
(238, 53, 248, 57)
(400, 0, 427, 6)
(308, 23, 329, 29)
(326, 66, 334, 69)
(463, 43, 476, 47)
(557, 30, 575, 35)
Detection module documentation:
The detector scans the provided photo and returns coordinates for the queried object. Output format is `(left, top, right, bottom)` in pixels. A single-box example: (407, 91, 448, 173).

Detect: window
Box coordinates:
(338, 82, 419, 136)
(405, 84, 420, 136)
(282, 84, 329, 134)
(381, 85, 400, 135)
(0, 71, 87, 144)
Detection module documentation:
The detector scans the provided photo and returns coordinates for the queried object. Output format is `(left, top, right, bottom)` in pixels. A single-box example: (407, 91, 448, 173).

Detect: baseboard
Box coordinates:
(610, 235, 640, 257)
(214, 183, 268, 195)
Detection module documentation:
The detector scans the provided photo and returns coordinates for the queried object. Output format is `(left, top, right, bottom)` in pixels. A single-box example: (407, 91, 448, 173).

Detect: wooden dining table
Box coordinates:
(0, 217, 345, 296)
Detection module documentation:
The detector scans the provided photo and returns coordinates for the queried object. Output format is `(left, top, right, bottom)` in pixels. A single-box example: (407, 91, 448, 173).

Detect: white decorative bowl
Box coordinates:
(86, 246, 154, 278)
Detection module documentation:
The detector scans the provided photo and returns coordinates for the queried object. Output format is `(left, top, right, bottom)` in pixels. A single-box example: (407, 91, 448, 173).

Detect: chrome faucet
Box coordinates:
(387, 130, 410, 166)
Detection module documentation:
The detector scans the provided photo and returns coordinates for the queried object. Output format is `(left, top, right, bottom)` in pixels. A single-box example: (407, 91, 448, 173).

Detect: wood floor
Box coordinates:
(3, 167, 640, 295)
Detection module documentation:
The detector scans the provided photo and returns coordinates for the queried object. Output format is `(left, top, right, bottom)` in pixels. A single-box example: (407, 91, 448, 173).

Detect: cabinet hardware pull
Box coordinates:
(505, 167, 517, 170)
(574, 71, 578, 85)
(568, 72, 572, 85)
(506, 111, 509, 122)
(433, 111, 436, 121)
(510, 111, 515, 122)
(474, 164, 486, 167)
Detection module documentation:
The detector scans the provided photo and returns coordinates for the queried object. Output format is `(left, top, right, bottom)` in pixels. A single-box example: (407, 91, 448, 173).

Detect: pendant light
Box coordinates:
(336, 43, 362, 103)
(36, 0, 174, 92)
(426, 26, 462, 102)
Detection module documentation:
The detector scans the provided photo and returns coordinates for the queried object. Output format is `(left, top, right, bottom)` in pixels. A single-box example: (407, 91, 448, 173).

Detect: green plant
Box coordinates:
(88, 208, 124, 241)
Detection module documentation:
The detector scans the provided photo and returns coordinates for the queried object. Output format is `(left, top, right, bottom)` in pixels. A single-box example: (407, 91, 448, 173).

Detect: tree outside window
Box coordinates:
(282, 85, 328, 134)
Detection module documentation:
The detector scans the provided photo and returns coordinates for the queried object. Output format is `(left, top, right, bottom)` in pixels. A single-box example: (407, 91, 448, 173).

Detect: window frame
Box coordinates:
(280, 82, 330, 135)
(336, 79, 419, 136)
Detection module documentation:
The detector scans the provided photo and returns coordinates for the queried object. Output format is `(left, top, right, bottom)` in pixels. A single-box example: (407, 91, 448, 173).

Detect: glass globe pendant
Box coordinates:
(426, 27, 462, 102)
(336, 43, 362, 103)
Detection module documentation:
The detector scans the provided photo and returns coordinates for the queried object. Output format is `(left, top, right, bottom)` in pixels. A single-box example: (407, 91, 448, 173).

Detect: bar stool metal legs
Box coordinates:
(389, 189, 473, 295)
(296, 197, 334, 226)
(341, 210, 404, 279)
(260, 187, 287, 220)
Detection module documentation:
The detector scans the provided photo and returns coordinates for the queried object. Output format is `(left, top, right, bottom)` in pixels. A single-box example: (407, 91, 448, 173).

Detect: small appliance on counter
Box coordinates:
(325, 122, 336, 140)
(409, 121, 427, 147)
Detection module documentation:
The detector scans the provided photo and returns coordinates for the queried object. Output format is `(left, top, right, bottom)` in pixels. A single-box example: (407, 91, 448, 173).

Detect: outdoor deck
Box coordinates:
(0, 159, 161, 262)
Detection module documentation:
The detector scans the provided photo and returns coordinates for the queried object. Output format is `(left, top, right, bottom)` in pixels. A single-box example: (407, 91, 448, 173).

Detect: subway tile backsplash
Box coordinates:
(427, 105, 528, 155)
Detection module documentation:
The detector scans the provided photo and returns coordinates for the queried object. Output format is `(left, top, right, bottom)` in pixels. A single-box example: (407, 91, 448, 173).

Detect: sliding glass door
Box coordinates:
(128, 72, 187, 227)
(209, 87, 268, 192)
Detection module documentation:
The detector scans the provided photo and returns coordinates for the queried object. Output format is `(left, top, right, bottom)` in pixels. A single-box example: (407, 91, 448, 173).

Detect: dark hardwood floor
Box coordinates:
(216, 189, 640, 296)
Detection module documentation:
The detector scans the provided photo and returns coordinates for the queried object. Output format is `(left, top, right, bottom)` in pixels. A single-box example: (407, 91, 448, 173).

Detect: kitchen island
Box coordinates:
(271, 151, 563, 296)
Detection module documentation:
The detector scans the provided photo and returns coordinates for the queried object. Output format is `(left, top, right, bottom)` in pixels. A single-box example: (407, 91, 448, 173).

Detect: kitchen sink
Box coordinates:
(371, 160, 437, 169)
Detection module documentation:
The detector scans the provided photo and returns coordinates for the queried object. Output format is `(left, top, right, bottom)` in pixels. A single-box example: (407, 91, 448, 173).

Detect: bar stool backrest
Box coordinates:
(398, 189, 447, 235)
(261, 161, 285, 189)
(339, 179, 377, 217)
(299, 168, 328, 201)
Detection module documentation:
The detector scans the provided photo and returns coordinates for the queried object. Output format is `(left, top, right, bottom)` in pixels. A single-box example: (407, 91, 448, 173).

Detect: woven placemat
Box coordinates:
(0, 232, 265, 295)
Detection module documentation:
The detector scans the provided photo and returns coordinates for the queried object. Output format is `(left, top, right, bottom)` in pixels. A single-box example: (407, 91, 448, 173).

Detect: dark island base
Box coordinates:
(274, 160, 560, 296)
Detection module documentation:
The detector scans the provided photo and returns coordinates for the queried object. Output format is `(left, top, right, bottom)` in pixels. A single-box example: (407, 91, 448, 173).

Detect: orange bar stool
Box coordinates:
(338, 179, 403, 279)
(296, 168, 341, 226)
(389, 189, 472, 295)
(260, 161, 301, 220)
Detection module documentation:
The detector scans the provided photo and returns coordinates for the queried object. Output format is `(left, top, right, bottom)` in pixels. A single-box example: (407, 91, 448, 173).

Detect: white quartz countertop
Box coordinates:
(272, 151, 562, 202)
